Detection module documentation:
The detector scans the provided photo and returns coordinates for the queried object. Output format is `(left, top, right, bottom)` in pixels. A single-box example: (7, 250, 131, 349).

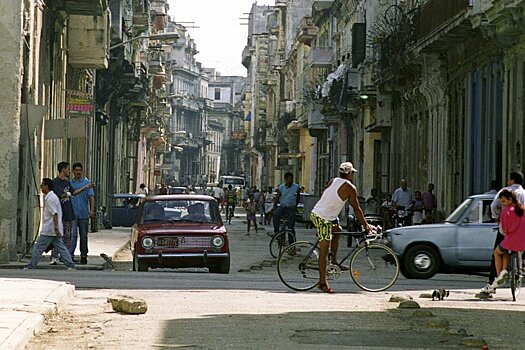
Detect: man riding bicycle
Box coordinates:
(310, 162, 372, 293)
(273, 172, 301, 244)
(225, 184, 237, 224)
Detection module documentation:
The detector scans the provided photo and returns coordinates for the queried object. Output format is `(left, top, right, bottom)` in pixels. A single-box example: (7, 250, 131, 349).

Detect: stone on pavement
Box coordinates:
(397, 300, 420, 309)
(107, 295, 148, 314)
(389, 294, 413, 302)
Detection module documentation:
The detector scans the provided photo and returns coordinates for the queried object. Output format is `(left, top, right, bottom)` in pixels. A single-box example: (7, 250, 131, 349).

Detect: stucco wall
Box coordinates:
(0, 0, 23, 261)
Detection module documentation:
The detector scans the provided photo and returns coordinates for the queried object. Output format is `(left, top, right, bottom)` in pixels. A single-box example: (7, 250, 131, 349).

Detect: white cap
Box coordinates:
(339, 162, 357, 174)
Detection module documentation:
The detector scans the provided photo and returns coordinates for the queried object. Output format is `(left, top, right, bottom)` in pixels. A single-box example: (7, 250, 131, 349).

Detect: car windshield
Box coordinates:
(142, 200, 221, 223)
(445, 198, 473, 223)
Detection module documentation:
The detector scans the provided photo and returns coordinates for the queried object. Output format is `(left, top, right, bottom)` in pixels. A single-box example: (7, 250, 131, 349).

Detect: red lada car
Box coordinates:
(131, 195, 230, 273)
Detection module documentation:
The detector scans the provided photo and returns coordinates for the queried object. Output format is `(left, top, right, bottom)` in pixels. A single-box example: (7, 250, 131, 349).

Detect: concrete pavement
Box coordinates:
(0, 227, 130, 349)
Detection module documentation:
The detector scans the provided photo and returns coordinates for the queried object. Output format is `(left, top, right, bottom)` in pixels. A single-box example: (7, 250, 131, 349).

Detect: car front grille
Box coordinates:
(154, 236, 211, 249)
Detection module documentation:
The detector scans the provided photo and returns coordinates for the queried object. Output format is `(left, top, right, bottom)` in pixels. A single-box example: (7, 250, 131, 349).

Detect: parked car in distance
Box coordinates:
(130, 194, 230, 273)
(109, 193, 145, 228)
(168, 186, 190, 195)
(386, 194, 496, 279)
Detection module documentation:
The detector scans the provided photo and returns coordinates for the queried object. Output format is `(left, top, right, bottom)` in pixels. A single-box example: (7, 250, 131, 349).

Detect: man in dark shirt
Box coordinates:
(50, 161, 92, 264)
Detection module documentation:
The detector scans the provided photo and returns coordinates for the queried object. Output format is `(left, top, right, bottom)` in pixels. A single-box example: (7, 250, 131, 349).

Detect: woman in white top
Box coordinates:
(310, 162, 372, 293)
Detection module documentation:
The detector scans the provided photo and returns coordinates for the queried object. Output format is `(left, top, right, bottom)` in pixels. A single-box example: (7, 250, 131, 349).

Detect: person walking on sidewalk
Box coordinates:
(310, 162, 372, 293)
(244, 193, 259, 236)
(50, 162, 75, 264)
(25, 178, 76, 270)
(70, 162, 95, 265)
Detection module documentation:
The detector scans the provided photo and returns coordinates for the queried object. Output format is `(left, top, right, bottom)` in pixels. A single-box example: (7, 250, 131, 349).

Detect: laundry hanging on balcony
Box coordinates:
(321, 64, 348, 97)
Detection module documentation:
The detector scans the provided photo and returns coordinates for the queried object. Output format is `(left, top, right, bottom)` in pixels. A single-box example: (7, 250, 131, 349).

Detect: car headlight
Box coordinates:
(142, 236, 154, 249)
(211, 235, 224, 248)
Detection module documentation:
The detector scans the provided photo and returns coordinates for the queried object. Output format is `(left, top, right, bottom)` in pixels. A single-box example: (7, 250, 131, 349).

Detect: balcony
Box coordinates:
(297, 17, 319, 46)
(364, 94, 391, 132)
(310, 47, 333, 68)
(68, 14, 109, 69)
(65, 0, 107, 16)
(242, 45, 252, 68)
(417, 0, 471, 40)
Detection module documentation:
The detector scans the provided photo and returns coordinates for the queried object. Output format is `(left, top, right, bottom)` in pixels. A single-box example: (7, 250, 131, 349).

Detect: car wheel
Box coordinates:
(402, 245, 440, 279)
(133, 248, 148, 272)
(209, 254, 230, 274)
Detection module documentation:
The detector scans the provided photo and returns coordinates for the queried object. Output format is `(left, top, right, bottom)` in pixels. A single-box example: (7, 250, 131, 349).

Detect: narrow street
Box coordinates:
(18, 211, 525, 349)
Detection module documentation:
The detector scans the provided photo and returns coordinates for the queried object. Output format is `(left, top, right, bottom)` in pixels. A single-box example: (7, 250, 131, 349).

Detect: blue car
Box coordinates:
(110, 193, 146, 228)
(386, 194, 497, 279)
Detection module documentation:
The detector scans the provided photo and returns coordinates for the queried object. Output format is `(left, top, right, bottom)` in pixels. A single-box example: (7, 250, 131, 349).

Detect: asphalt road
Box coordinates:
(9, 210, 525, 349)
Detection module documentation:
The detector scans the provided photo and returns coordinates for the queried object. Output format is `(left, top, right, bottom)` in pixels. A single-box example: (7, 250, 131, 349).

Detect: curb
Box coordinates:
(1, 312, 44, 350)
(44, 282, 75, 313)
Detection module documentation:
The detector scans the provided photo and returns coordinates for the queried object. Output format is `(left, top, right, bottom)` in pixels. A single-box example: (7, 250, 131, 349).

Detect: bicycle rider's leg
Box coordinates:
(330, 224, 342, 264)
(286, 207, 297, 244)
(488, 230, 505, 285)
(311, 213, 333, 289)
(273, 206, 284, 234)
(493, 245, 507, 278)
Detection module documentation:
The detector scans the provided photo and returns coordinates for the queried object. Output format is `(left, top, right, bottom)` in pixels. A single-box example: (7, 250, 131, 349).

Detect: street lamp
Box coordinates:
(110, 32, 180, 50)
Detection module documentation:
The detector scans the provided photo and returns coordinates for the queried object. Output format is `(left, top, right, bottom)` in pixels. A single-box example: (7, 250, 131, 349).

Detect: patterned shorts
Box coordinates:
(311, 212, 335, 241)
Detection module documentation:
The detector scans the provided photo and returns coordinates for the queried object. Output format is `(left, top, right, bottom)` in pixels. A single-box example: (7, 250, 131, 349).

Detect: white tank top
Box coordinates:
(312, 177, 352, 221)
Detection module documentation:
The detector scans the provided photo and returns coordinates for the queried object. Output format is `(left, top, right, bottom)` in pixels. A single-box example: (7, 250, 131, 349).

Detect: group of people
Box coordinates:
(362, 180, 437, 228)
(26, 162, 95, 270)
(212, 183, 281, 231)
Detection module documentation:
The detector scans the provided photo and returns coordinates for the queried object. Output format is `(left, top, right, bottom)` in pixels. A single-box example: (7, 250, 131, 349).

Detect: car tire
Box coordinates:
(402, 245, 440, 279)
(133, 248, 148, 272)
(209, 255, 230, 274)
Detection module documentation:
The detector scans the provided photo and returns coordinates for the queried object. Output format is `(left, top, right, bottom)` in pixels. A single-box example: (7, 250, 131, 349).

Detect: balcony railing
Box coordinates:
(417, 0, 471, 40)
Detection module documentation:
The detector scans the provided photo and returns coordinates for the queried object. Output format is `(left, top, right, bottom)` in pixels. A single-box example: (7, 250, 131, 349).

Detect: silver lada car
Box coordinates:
(387, 194, 497, 279)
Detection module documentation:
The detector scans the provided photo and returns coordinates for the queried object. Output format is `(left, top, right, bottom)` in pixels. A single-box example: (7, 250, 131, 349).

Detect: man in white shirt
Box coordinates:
(392, 179, 414, 226)
(310, 162, 372, 293)
(25, 178, 76, 270)
(212, 184, 223, 203)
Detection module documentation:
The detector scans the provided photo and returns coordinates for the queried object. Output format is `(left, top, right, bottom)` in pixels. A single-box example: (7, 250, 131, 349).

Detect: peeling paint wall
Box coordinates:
(0, 0, 23, 261)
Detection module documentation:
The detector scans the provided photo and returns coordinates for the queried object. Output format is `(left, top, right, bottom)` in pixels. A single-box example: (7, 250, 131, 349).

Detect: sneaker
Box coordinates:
(49, 258, 58, 265)
(480, 283, 495, 294)
(492, 269, 509, 287)
(80, 257, 87, 265)
(67, 267, 77, 271)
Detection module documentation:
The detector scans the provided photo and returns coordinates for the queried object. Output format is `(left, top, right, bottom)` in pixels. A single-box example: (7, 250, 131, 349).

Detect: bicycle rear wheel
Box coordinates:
(269, 230, 294, 258)
(349, 244, 399, 292)
(510, 253, 522, 301)
(277, 241, 319, 291)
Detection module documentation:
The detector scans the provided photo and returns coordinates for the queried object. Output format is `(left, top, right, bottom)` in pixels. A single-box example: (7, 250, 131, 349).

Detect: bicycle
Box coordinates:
(269, 229, 296, 258)
(267, 217, 288, 238)
(277, 229, 400, 292)
(508, 250, 522, 301)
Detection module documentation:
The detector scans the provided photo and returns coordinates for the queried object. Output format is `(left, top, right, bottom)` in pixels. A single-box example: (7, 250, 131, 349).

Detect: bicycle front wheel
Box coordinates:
(277, 241, 319, 291)
(350, 244, 400, 292)
(510, 253, 522, 301)
(269, 230, 294, 258)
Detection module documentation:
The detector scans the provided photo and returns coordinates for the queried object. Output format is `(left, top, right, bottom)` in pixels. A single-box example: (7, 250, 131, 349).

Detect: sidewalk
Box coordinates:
(0, 227, 131, 270)
(0, 227, 130, 350)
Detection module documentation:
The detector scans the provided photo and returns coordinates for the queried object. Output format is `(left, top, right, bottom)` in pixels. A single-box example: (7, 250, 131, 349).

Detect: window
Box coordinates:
(214, 88, 221, 100)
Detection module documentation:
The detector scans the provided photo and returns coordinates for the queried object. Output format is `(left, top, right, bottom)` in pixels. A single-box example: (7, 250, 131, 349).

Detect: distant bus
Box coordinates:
(219, 176, 246, 190)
